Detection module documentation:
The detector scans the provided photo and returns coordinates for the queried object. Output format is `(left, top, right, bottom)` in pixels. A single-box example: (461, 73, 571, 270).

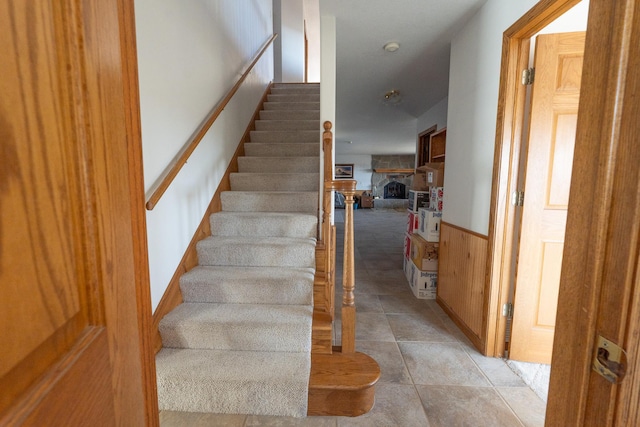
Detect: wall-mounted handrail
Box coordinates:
(322, 121, 358, 354)
(145, 33, 278, 210)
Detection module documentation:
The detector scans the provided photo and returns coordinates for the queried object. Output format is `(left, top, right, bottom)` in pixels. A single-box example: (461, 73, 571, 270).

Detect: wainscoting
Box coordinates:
(437, 222, 488, 353)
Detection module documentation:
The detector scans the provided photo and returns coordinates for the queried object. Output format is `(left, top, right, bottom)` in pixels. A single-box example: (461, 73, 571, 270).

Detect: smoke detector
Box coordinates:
(383, 42, 400, 52)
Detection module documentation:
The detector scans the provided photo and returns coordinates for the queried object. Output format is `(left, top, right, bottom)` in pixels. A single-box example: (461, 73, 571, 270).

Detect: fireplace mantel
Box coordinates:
(373, 168, 414, 174)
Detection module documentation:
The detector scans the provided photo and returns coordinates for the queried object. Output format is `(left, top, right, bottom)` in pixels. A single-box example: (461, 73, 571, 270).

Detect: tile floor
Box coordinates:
(160, 208, 547, 426)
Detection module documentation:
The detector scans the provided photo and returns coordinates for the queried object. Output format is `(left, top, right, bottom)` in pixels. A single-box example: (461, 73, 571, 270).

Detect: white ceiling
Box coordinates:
(318, 0, 487, 155)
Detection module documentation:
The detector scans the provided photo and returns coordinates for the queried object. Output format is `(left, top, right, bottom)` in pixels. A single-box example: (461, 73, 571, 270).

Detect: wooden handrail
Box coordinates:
(145, 33, 278, 210)
(322, 121, 358, 354)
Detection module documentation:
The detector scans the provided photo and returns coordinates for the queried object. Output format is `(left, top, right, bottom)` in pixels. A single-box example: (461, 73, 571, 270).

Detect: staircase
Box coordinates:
(155, 83, 320, 417)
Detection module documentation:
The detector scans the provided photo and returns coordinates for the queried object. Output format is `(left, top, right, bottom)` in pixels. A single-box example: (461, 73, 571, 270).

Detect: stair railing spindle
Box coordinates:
(322, 121, 357, 354)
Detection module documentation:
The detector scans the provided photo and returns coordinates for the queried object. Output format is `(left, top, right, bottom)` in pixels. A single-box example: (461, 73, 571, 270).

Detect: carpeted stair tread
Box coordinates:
(156, 348, 310, 417)
(156, 83, 324, 418)
(263, 102, 320, 111)
(237, 157, 319, 173)
(197, 235, 316, 268)
(210, 212, 317, 238)
(159, 302, 313, 352)
(220, 191, 318, 213)
(259, 110, 319, 121)
(180, 266, 314, 305)
(267, 94, 320, 103)
(244, 142, 319, 157)
(250, 130, 318, 143)
(255, 120, 319, 131)
(270, 86, 319, 95)
(230, 172, 319, 191)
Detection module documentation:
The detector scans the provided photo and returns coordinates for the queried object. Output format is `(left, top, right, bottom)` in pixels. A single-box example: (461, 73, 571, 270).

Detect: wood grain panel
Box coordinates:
(437, 222, 488, 347)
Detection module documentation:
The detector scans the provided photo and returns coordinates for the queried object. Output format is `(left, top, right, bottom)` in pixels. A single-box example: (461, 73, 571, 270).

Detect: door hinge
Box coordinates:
(521, 67, 535, 85)
(593, 335, 627, 384)
(511, 190, 525, 207)
(502, 302, 514, 319)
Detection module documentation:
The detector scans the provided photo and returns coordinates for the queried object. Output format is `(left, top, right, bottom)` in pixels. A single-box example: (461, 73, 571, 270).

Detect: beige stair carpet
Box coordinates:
(156, 83, 320, 417)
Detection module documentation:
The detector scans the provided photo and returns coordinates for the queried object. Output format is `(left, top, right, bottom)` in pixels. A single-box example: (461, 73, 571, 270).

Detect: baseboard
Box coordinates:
(152, 83, 273, 353)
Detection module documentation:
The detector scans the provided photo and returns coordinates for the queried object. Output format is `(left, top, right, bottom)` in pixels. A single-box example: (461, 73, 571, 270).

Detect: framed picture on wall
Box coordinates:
(335, 164, 354, 179)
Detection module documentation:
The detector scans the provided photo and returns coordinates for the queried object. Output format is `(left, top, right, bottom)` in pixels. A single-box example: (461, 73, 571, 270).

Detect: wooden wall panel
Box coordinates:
(437, 222, 488, 351)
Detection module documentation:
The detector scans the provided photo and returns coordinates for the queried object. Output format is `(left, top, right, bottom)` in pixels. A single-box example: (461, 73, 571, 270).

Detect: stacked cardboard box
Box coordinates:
(404, 162, 445, 299)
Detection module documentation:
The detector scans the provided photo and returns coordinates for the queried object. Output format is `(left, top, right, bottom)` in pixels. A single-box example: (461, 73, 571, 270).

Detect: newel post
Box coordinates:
(341, 183, 357, 353)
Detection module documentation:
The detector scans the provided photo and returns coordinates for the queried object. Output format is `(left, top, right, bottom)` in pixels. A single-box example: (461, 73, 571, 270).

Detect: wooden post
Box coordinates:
(341, 186, 356, 353)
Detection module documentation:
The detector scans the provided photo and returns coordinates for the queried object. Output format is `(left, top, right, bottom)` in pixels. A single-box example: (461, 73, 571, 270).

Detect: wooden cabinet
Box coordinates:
(429, 128, 446, 163)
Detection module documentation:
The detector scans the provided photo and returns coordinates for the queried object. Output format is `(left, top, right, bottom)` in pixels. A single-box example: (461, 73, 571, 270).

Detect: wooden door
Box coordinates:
(0, 1, 156, 425)
(509, 32, 585, 364)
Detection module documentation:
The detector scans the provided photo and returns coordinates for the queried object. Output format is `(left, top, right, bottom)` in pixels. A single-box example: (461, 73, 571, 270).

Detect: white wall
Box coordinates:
(444, 0, 539, 235)
(320, 14, 337, 221)
(135, 0, 274, 310)
(334, 155, 373, 190)
(417, 96, 448, 134)
(304, 0, 321, 82)
(274, 0, 305, 82)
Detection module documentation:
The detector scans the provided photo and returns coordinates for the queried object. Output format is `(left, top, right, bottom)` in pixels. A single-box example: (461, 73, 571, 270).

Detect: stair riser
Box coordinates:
(210, 212, 317, 238)
(270, 87, 320, 95)
(273, 83, 319, 90)
(250, 130, 318, 143)
(237, 157, 319, 173)
(230, 173, 319, 192)
(220, 191, 318, 213)
(267, 94, 320, 102)
(255, 120, 320, 131)
(263, 102, 320, 111)
(180, 267, 314, 305)
(197, 240, 316, 268)
(259, 110, 319, 121)
(156, 348, 310, 417)
(244, 143, 319, 157)
(159, 305, 313, 352)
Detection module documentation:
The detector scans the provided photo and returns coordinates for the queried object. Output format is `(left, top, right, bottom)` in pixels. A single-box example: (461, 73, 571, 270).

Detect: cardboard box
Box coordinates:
(407, 261, 437, 299)
(360, 195, 374, 208)
(403, 232, 412, 259)
(410, 234, 439, 271)
(417, 163, 445, 187)
(403, 255, 411, 280)
(417, 208, 442, 242)
(429, 186, 444, 211)
(408, 190, 430, 212)
(406, 210, 419, 234)
(411, 171, 428, 191)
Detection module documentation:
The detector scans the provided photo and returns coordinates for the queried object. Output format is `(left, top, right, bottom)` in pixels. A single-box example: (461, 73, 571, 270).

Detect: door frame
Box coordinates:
(487, 0, 640, 423)
(484, 0, 582, 359)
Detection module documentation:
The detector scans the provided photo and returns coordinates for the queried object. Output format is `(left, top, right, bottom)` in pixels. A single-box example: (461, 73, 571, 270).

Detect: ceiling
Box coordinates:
(317, 0, 487, 156)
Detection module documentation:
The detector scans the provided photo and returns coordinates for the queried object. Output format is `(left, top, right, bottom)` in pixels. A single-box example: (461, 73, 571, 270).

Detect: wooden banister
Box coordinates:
(145, 34, 278, 210)
(322, 121, 358, 354)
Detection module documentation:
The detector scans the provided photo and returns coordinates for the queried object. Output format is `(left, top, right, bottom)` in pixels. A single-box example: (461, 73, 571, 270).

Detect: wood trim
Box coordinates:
(437, 222, 488, 352)
(151, 84, 272, 353)
(485, 0, 582, 357)
(116, 0, 159, 423)
(373, 169, 414, 174)
(145, 34, 278, 210)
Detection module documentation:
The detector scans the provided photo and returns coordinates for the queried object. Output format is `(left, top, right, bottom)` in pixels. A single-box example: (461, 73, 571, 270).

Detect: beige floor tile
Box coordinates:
(355, 341, 413, 384)
(467, 352, 527, 387)
(378, 293, 436, 315)
(245, 415, 337, 426)
(354, 313, 396, 342)
(159, 411, 246, 426)
(353, 293, 384, 313)
(336, 383, 430, 427)
(497, 387, 546, 427)
(387, 313, 458, 343)
(416, 385, 522, 426)
(399, 342, 491, 386)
